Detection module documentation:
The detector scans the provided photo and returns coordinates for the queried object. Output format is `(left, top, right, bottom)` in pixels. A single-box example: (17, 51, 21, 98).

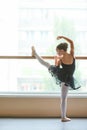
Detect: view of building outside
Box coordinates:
(0, 0, 87, 93)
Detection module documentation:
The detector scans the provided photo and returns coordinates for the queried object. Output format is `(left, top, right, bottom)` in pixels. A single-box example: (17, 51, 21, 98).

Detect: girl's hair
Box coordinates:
(56, 42, 68, 52)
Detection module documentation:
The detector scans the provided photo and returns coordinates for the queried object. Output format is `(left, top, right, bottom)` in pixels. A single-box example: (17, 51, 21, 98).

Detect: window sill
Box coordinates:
(0, 92, 87, 98)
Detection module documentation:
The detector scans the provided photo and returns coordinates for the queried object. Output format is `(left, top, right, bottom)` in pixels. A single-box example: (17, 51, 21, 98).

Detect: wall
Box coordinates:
(0, 96, 87, 117)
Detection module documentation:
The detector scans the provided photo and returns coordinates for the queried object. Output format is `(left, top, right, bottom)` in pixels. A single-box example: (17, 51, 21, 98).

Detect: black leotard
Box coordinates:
(49, 58, 81, 90)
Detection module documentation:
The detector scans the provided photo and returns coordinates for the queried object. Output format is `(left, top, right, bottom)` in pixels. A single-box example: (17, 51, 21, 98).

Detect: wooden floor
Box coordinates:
(0, 118, 87, 130)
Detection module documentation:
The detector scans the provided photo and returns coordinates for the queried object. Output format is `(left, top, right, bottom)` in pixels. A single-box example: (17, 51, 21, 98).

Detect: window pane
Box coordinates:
(0, 0, 87, 95)
(18, 0, 87, 56)
(0, 59, 87, 94)
(0, 0, 18, 55)
(0, 0, 87, 56)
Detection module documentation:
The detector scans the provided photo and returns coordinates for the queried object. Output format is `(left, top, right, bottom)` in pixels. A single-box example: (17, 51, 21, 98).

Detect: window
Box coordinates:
(0, 0, 87, 94)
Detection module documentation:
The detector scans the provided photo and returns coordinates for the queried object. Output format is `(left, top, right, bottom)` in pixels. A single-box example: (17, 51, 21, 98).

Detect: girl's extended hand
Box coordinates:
(56, 36, 63, 40)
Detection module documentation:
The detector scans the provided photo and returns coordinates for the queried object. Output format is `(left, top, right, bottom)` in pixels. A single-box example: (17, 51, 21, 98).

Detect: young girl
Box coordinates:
(31, 36, 81, 122)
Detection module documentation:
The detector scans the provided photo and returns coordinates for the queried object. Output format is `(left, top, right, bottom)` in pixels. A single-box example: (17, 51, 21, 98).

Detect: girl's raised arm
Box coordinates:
(57, 36, 74, 56)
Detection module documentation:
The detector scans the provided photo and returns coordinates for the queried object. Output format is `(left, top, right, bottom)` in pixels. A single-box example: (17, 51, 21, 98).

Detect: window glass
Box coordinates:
(0, 0, 87, 94)
(0, 59, 86, 93)
(0, 0, 87, 56)
(0, 0, 18, 55)
(18, 0, 87, 56)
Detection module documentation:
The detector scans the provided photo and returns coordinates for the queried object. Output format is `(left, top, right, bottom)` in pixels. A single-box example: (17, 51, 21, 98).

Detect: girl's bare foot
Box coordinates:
(31, 46, 36, 56)
(61, 117, 71, 122)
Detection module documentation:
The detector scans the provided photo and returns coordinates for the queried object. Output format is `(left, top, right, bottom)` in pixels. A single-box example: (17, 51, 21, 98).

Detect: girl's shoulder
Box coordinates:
(68, 53, 75, 59)
(61, 53, 75, 65)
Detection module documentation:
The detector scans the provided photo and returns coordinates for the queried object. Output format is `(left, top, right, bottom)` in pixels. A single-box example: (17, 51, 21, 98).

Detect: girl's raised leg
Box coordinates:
(32, 46, 50, 69)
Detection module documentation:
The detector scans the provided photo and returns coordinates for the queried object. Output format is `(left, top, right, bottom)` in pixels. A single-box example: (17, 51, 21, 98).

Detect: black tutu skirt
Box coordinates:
(48, 65, 81, 90)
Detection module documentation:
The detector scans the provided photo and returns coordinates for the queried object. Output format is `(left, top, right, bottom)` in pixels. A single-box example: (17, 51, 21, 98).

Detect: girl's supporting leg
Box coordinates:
(60, 82, 71, 122)
(32, 46, 51, 69)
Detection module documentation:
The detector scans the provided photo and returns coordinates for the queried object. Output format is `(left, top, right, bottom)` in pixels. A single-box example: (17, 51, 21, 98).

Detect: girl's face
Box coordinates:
(56, 49, 65, 56)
